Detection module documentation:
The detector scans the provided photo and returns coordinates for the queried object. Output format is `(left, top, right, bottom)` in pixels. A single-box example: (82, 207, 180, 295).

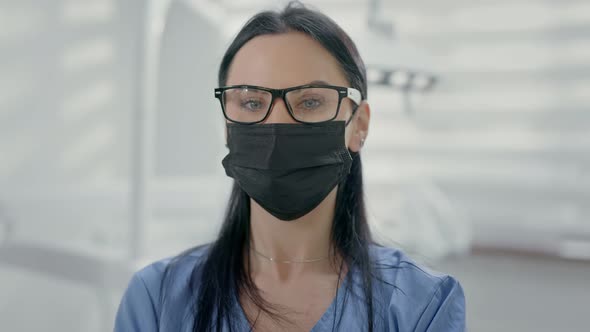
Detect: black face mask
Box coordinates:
(222, 121, 354, 221)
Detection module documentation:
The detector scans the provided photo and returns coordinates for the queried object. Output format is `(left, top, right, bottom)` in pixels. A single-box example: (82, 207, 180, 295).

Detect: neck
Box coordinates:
(248, 187, 340, 280)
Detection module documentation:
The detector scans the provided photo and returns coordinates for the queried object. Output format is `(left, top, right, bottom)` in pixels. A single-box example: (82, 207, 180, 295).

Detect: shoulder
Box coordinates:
(114, 245, 210, 332)
(137, 244, 210, 301)
(369, 245, 457, 298)
(369, 245, 466, 331)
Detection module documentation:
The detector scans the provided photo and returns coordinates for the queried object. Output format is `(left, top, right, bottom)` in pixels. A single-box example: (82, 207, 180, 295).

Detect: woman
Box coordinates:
(115, 2, 465, 332)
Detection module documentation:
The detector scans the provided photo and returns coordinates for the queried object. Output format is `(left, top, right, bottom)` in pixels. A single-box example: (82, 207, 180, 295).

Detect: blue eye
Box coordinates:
(302, 99, 321, 109)
(241, 99, 264, 111)
(303, 99, 321, 108)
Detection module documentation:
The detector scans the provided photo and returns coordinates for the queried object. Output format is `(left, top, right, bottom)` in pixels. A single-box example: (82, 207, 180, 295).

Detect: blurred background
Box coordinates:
(0, 0, 589, 331)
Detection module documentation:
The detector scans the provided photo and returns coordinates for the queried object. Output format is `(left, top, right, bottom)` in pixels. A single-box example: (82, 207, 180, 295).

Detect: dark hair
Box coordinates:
(161, 2, 376, 331)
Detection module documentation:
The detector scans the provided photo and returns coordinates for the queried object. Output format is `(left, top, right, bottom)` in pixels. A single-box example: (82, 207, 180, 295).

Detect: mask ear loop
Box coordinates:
(345, 104, 361, 159)
(345, 105, 359, 127)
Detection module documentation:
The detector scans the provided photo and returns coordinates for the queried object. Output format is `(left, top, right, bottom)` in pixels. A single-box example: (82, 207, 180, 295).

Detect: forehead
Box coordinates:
(226, 32, 349, 88)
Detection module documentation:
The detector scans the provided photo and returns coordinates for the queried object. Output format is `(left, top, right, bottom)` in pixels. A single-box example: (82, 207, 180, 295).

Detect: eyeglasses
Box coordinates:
(214, 84, 362, 125)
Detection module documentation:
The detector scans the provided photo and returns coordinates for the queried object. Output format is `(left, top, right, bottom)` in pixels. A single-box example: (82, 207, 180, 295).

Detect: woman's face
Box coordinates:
(226, 31, 368, 151)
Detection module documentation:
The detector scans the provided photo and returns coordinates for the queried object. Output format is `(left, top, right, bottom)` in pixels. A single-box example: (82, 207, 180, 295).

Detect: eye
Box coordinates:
(295, 95, 325, 111)
(302, 98, 321, 109)
(241, 99, 264, 111)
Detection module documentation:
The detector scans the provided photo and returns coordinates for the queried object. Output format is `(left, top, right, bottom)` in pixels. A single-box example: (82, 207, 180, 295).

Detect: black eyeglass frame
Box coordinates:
(214, 84, 362, 125)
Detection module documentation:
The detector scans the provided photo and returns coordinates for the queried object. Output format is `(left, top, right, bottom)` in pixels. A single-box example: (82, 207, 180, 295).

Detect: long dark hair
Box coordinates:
(161, 2, 376, 331)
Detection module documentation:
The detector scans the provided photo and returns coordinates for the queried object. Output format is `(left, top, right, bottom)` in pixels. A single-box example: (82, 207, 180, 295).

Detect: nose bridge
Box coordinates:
(264, 91, 296, 124)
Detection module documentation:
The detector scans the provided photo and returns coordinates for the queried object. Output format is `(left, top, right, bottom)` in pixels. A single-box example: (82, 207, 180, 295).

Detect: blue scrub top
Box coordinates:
(114, 245, 465, 331)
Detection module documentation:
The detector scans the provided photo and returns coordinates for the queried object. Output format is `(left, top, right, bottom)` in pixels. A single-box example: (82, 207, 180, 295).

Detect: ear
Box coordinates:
(347, 101, 371, 153)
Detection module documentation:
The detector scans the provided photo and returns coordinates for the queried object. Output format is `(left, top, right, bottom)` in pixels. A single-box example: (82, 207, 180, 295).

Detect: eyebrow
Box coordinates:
(225, 80, 334, 89)
(306, 80, 331, 85)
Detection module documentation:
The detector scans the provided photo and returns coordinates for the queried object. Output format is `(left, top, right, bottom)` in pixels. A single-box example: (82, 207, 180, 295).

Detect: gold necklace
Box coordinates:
(251, 247, 329, 264)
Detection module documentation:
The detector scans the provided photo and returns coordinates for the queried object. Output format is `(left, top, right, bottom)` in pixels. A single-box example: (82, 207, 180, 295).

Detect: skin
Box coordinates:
(225, 31, 371, 331)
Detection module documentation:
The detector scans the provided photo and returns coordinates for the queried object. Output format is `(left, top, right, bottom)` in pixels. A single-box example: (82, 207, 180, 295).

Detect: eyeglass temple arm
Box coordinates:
(344, 88, 362, 126)
(347, 88, 362, 105)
